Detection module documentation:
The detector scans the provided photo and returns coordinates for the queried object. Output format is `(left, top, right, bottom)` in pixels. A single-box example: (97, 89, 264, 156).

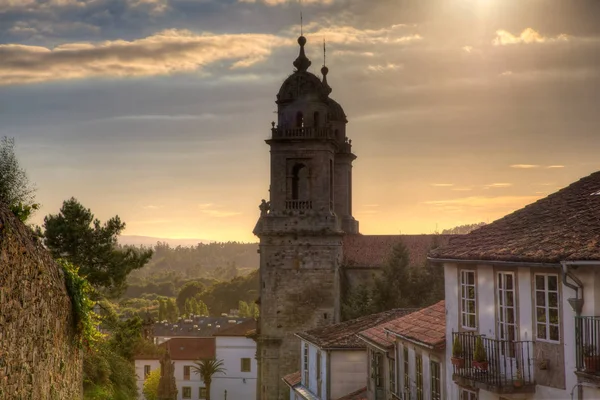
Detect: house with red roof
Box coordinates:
(429, 171, 600, 400)
(356, 301, 446, 400)
(284, 309, 414, 400)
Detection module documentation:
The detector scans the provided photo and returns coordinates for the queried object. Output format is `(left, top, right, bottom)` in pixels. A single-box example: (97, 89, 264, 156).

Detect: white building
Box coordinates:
(356, 301, 446, 400)
(135, 337, 216, 400)
(285, 309, 414, 400)
(212, 319, 258, 400)
(429, 171, 600, 400)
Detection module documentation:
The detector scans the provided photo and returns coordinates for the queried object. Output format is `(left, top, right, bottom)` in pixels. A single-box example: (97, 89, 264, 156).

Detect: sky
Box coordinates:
(2, 0, 600, 242)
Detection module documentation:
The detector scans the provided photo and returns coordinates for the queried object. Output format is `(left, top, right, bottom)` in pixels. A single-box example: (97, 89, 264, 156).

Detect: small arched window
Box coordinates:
(292, 163, 309, 200)
(335, 129, 340, 141)
(296, 112, 304, 128)
(314, 111, 320, 128)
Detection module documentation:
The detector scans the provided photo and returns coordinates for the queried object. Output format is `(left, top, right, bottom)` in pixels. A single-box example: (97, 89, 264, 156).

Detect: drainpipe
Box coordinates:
(562, 262, 586, 400)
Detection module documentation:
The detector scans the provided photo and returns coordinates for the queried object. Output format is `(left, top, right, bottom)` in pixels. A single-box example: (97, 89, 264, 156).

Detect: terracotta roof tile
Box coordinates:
(213, 319, 257, 337)
(343, 234, 455, 268)
(335, 387, 367, 400)
(164, 338, 216, 360)
(282, 371, 301, 388)
(296, 308, 416, 350)
(429, 171, 600, 263)
(381, 301, 446, 350)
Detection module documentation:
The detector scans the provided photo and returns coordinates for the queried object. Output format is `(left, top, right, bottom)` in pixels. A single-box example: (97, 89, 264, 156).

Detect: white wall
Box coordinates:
(396, 340, 445, 400)
(212, 336, 257, 400)
(135, 359, 160, 400)
(330, 350, 367, 399)
(444, 263, 459, 400)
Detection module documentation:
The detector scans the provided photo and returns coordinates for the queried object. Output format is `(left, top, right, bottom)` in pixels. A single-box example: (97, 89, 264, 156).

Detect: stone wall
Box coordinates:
(0, 204, 82, 399)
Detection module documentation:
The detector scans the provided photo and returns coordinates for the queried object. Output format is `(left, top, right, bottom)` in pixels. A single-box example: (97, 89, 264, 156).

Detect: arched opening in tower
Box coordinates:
(292, 163, 310, 200)
(314, 111, 320, 128)
(296, 112, 304, 128)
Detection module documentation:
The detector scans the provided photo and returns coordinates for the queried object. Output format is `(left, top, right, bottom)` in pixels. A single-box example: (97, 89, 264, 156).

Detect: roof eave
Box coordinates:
(383, 328, 444, 351)
(356, 334, 393, 353)
(427, 256, 562, 268)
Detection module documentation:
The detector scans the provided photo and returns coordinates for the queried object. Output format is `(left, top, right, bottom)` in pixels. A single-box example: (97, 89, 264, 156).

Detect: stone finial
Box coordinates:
(293, 36, 311, 72)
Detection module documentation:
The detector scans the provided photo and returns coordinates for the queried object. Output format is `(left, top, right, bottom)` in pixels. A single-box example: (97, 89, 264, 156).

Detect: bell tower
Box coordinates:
(253, 35, 358, 400)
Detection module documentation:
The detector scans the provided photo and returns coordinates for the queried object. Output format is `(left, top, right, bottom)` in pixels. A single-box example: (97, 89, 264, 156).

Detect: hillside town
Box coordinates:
(1, 1, 600, 400)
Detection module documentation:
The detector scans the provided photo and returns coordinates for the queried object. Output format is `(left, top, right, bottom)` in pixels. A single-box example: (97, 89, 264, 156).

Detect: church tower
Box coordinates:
(253, 35, 358, 400)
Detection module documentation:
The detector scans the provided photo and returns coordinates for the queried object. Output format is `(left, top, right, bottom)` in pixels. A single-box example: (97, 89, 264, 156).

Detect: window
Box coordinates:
(460, 388, 478, 400)
(430, 361, 441, 400)
(144, 365, 151, 379)
(498, 272, 517, 356)
(199, 387, 207, 399)
(241, 358, 251, 372)
(403, 347, 410, 398)
(389, 358, 396, 395)
(370, 350, 383, 388)
(313, 111, 320, 128)
(184, 365, 191, 380)
(316, 351, 322, 396)
(535, 274, 560, 342)
(415, 354, 423, 400)
(296, 112, 304, 128)
(303, 343, 309, 385)
(291, 163, 309, 201)
(461, 270, 477, 329)
(182, 386, 192, 399)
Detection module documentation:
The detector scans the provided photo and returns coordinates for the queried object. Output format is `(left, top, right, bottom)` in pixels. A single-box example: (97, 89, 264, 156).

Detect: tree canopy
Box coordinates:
(0, 136, 38, 221)
(42, 197, 153, 295)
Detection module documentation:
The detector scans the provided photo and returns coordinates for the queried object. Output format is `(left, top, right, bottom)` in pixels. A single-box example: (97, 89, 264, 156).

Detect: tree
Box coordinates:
(158, 299, 167, 322)
(191, 359, 226, 400)
(42, 197, 153, 295)
(166, 298, 179, 322)
(441, 222, 486, 235)
(176, 281, 205, 312)
(371, 240, 412, 312)
(238, 301, 250, 317)
(142, 369, 161, 400)
(0, 136, 38, 221)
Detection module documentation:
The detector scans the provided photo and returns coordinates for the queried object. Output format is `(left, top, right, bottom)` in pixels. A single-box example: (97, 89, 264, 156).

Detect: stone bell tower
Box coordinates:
(253, 35, 358, 400)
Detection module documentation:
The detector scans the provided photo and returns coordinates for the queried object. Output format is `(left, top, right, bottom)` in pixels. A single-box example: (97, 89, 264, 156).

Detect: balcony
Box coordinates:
(285, 200, 312, 210)
(451, 332, 535, 394)
(271, 127, 334, 140)
(575, 316, 600, 384)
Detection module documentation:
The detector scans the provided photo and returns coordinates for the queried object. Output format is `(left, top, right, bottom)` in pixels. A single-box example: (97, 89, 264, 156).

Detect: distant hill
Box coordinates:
(119, 235, 214, 247)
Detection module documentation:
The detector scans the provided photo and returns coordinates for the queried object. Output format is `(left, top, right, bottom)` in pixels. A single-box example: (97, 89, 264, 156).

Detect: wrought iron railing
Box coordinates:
(285, 200, 312, 210)
(271, 127, 334, 140)
(451, 332, 534, 389)
(575, 316, 600, 374)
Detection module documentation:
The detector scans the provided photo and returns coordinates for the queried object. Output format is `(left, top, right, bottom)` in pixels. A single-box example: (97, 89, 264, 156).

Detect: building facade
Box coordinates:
(430, 171, 600, 400)
(253, 34, 358, 400)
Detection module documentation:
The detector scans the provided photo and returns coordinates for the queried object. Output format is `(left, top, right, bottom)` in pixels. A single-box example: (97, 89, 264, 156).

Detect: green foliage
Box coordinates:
(42, 197, 153, 296)
(165, 298, 179, 322)
(198, 269, 259, 316)
(83, 341, 138, 400)
(341, 283, 375, 321)
(473, 336, 487, 362)
(158, 299, 167, 321)
(177, 281, 205, 311)
(58, 259, 101, 349)
(238, 300, 259, 319)
(452, 335, 463, 357)
(441, 222, 486, 235)
(0, 136, 37, 219)
(142, 369, 161, 400)
(191, 359, 226, 400)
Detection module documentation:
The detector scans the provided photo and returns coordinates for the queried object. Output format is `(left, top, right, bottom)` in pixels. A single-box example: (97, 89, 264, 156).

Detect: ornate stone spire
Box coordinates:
(321, 39, 332, 95)
(293, 36, 311, 72)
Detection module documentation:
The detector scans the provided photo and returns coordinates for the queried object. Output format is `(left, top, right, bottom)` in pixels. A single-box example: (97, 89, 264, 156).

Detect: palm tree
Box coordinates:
(191, 358, 227, 400)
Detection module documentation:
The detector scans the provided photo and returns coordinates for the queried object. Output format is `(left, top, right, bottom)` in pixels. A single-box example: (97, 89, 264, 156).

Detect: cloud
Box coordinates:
(546, 165, 565, 169)
(302, 23, 422, 46)
(452, 187, 473, 192)
(424, 195, 541, 209)
(142, 205, 160, 210)
(462, 46, 473, 53)
(363, 204, 379, 207)
(484, 183, 512, 189)
(493, 28, 568, 46)
(0, 29, 291, 85)
(431, 183, 454, 187)
(367, 63, 402, 73)
(510, 164, 539, 169)
(239, 0, 333, 4)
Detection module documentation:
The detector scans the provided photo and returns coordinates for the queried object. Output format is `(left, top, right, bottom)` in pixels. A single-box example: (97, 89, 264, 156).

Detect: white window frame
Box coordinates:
(460, 270, 477, 329)
(415, 354, 423, 400)
(430, 360, 441, 400)
(403, 347, 410, 399)
(182, 386, 192, 399)
(459, 387, 478, 400)
(199, 387, 207, 399)
(535, 273, 560, 343)
(389, 357, 396, 395)
(303, 343, 309, 385)
(183, 365, 191, 380)
(241, 358, 251, 372)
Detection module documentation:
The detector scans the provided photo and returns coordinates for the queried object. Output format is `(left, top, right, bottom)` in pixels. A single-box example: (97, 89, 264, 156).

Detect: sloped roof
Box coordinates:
(429, 171, 600, 263)
(336, 387, 367, 400)
(343, 234, 454, 268)
(213, 319, 257, 337)
(383, 301, 446, 350)
(296, 308, 416, 350)
(136, 337, 216, 360)
(282, 371, 301, 388)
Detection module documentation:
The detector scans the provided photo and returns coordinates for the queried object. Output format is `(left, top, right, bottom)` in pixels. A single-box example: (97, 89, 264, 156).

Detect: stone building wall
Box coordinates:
(0, 204, 82, 399)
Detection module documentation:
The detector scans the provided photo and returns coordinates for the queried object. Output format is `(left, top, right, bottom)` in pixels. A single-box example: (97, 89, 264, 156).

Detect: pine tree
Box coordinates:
(238, 301, 250, 317)
(166, 299, 179, 322)
(158, 299, 167, 322)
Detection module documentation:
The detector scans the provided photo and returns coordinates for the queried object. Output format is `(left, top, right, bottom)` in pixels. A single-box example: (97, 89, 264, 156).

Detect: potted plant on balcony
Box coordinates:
(513, 368, 524, 388)
(451, 335, 465, 368)
(583, 344, 600, 372)
(472, 336, 489, 371)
